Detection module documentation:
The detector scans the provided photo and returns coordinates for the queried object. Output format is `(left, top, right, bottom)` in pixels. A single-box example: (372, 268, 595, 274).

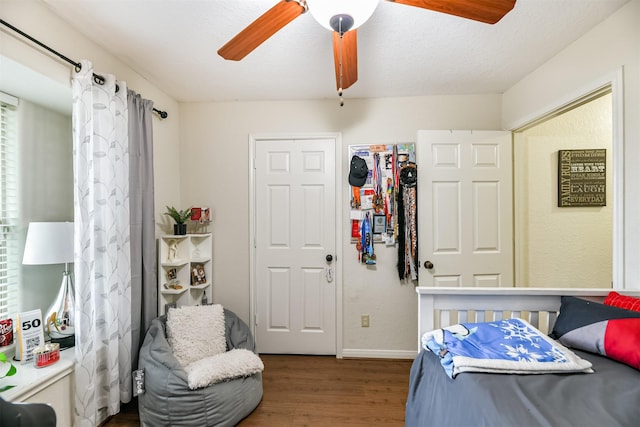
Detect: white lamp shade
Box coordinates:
(307, 0, 379, 31)
(22, 222, 74, 265)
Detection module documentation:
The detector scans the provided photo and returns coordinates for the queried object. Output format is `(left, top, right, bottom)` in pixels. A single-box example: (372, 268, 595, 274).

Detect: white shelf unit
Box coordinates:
(158, 233, 212, 314)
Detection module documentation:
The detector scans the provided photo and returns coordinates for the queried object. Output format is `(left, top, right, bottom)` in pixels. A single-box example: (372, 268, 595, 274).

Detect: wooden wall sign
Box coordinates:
(558, 149, 606, 207)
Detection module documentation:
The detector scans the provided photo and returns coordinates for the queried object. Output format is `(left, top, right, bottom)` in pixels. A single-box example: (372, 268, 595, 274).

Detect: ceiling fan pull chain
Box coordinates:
(338, 16, 344, 107)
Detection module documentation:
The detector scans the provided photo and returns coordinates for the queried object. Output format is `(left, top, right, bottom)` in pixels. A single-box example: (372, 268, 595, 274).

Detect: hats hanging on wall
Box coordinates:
(400, 162, 417, 187)
(349, 155, 368, 187)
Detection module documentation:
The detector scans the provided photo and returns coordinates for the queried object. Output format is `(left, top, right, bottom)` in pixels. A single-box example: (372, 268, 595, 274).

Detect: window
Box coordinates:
(0, 92, 19, 321)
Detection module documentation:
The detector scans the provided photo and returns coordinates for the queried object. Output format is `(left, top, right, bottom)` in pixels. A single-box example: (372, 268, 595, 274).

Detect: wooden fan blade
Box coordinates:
(333, 30, 358, 91)
(388, 0, 516, 24)
(218, 0, 305, 60)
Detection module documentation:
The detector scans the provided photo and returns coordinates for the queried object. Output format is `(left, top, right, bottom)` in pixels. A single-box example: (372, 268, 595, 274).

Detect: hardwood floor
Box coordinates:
(103, 355, 413, 426)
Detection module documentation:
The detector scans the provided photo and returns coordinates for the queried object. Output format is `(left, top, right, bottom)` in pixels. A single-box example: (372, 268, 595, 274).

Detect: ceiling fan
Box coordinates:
(218, 0, 516, 101)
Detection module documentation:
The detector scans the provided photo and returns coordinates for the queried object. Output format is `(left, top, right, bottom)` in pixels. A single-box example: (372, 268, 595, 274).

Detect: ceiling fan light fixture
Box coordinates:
(307, 0, 379, 32)
(329, 14, 355, 34)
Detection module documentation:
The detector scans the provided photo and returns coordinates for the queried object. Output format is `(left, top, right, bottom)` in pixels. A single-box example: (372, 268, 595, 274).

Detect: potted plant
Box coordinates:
(0, 352, 17, 392)
(165, 206, 192, 235)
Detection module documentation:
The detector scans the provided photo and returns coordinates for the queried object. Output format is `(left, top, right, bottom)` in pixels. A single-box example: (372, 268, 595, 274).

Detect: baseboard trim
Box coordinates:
(341, 348, 417, 360)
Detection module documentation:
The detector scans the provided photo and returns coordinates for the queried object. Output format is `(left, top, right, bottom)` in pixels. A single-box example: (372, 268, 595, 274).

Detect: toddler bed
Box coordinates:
(407, 287, 640, 427)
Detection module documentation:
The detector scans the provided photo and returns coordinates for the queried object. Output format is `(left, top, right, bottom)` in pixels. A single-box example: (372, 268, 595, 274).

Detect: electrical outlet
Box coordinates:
(361, 314, 370, 328)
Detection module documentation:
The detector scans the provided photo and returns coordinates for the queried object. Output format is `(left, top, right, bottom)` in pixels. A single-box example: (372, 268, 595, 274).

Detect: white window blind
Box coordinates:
(0, 93, 19, 321)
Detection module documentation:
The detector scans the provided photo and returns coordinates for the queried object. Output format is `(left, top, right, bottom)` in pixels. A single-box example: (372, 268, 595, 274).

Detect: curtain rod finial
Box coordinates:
(153, 108, 168, 119)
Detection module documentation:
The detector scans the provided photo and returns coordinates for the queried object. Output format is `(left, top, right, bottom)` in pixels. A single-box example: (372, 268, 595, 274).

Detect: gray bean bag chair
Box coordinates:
(138, 308, 263, 426)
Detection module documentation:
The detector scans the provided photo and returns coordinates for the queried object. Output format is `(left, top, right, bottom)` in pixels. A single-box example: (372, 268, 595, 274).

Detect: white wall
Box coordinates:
(18, 100, 74, 315)
(179, 95, 502, 356)
(503, 0, 640, 290)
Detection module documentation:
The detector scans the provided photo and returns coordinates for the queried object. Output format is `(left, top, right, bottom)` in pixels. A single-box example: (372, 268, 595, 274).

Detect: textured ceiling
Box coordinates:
(38, 0, 629, 103)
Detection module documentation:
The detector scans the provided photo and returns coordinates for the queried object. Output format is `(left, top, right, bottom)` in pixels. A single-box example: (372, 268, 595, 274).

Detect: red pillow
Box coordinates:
(605, 291, 640, 312)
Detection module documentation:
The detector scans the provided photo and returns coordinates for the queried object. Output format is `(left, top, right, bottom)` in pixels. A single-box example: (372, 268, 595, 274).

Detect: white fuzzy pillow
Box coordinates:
(166, 304, 226, 367)
(185, 348, 264, 390)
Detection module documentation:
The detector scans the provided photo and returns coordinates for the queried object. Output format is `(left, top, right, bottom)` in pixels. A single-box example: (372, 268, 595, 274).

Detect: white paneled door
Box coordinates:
(417, 130, 513, 287)
(254, 137, 337, 354)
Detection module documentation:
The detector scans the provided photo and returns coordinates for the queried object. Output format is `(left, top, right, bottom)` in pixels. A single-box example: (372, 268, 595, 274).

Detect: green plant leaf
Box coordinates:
(0, 352, 17, 378)
(164, 206, 193, 224)
(6, 364, 16, 377)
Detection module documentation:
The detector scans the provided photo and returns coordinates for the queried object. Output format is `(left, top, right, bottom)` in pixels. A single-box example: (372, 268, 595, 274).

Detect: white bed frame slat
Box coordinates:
(416, 287, 640, 350)
(458, 311, 468, 323)
(529, 311, 540, 328)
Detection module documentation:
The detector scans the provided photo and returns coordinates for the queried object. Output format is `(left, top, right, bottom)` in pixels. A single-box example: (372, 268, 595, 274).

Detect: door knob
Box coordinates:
(326, 254, 333, 263)
(424, 260, 434, 269)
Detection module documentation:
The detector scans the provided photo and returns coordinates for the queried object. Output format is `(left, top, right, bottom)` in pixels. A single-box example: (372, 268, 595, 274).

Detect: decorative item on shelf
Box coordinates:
(163, 281, 183, 291)
(164, 206, 192, 235)
(190, 206, 211, 233)
(22, 222, 75, 348)
(167, 240, 179, 262)
(0, 351, 17, 392)
(191, 263, 207, 286)
(33, 342, 60, 368)
(163, 268, 184, 290)
(202, 290, 208, 305)
(15, 309, 45, 363)
(0, 318, 13, 348)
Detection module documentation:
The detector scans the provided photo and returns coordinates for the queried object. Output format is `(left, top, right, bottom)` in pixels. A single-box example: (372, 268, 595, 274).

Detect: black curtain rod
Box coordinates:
(0, 18, 168, 119)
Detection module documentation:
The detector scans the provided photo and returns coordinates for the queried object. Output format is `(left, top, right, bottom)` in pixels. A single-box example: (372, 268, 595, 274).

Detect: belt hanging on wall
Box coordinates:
(397, 162, 418, 281)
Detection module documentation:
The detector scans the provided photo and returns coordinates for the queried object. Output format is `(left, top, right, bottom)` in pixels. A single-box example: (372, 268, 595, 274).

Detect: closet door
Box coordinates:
(253, 137, 337, 354)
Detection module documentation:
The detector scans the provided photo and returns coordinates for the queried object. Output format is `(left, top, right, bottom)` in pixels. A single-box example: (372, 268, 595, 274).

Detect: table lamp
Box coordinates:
(22, 222, 75, 347)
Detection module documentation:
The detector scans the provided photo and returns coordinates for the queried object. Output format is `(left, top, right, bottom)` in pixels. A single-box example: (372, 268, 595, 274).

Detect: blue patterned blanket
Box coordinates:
(421, 318, 593, 379)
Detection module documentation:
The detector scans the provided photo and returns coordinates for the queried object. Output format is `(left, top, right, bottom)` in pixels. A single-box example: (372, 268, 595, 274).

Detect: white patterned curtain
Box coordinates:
(72, 60, 132, 426)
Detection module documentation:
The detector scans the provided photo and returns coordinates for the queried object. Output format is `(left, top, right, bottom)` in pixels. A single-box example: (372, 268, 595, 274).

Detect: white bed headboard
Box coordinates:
(415, 287, 640, 351)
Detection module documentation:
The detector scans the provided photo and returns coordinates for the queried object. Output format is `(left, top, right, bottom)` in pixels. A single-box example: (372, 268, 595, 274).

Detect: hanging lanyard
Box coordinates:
(361, 213, 376, 264)
(372, 153, 384, 212)
(372, 153, 380, 196)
